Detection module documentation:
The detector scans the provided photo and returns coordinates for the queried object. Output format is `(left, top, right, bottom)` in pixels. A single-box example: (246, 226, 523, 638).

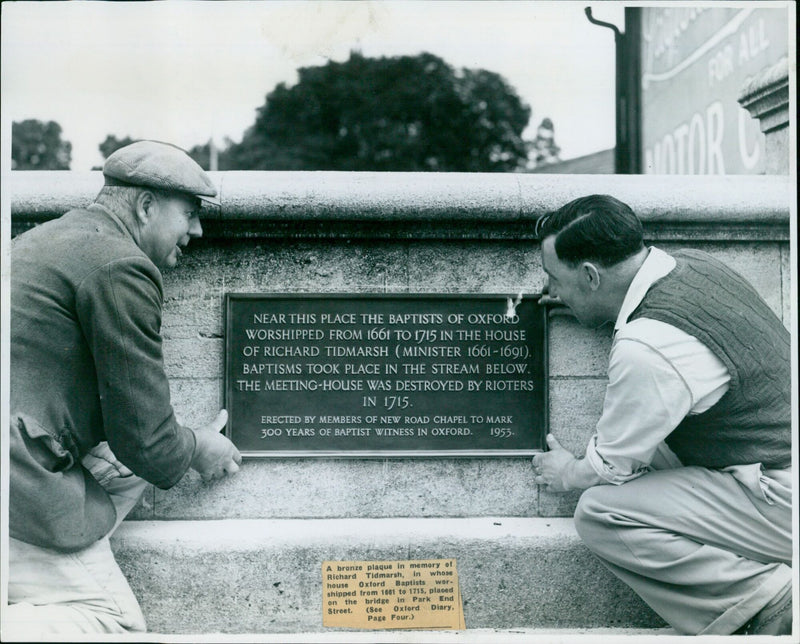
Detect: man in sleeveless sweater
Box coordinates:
(531, 195, 792, 635)
(6, 141, 242, 635)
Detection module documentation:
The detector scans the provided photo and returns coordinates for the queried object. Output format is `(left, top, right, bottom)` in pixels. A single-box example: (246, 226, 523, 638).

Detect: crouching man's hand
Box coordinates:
(532, 434, 603, 492)
(532, 434, 579, 492)
(191, 409, 242, 483)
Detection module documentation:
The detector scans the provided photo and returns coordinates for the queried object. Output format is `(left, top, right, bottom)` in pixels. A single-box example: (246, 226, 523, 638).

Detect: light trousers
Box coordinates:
(4, 444, 149, 637)
(574, 463, 793, 635)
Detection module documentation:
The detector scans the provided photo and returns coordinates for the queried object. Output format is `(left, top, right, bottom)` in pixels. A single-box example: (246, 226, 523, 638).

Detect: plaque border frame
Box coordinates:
(224, 292, 549, 458)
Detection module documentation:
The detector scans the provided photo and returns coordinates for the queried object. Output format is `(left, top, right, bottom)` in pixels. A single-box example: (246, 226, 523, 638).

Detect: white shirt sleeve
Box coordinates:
(584, 336, 694, 484)
(585, 318, 730, 485)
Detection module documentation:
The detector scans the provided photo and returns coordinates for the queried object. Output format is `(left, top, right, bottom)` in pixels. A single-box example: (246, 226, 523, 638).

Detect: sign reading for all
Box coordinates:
(640, 7, 788, 175)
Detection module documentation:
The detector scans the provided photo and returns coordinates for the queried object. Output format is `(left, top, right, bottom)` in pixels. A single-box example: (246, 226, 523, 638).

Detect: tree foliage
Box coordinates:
(187, 138, 235, 171)
(12, 119, 72, 170)
(224, 52, 532, 172)
(187, 142, 213, 170)
(529, 117, 561, 168)
(98, 135, 137, 160)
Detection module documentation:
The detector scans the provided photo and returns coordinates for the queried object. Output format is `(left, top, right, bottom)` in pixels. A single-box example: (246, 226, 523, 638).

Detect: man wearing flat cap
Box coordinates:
(6, 141, 241, 634)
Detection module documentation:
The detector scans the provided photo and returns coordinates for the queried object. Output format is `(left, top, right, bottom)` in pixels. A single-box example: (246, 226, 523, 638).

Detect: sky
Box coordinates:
(1, 1, 624, 170)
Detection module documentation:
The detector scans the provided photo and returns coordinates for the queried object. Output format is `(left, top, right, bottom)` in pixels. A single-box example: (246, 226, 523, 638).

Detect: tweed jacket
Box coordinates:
(10, 204, 196, 551)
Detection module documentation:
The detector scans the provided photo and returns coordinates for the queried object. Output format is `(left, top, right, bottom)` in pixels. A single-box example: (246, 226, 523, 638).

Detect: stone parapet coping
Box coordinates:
(738, 57, 790, 134)
(10, 171, 791, 240)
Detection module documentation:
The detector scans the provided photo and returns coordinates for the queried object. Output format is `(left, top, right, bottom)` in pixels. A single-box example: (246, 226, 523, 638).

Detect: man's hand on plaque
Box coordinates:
(191, 409, 243, 483)
(531, 434, 577, 493)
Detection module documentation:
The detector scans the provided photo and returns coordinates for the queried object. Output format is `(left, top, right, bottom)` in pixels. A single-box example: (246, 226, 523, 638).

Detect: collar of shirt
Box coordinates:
(614, 246, 676, 333)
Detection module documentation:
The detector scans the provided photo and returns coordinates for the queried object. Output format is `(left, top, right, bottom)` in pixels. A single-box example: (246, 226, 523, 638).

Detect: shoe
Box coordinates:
(735, 589, 792, 635)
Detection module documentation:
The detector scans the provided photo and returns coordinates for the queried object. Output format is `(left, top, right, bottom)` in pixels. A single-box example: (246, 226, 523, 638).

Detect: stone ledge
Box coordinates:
(738, 57, 790, 134)
(137, 458, 541, 521)
(111, 518, 664, 634)
(135, 376, 609, 521)
(10, 172, 791, 241)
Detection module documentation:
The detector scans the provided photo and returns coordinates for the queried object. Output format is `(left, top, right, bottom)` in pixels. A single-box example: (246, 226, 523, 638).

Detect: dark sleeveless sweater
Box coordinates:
(629, 249, 791, 469)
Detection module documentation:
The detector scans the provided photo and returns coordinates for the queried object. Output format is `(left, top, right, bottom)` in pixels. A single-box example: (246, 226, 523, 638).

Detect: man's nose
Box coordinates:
(539, 277, 561, 305)
(189, 215, 203, 238)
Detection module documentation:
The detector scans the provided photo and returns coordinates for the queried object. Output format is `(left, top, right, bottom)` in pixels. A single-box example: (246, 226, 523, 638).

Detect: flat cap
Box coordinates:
(103, 140, 220, 206)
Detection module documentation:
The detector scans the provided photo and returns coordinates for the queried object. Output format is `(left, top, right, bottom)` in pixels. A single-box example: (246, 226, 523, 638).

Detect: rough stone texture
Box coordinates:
(151, 459, 538, 520)
(142, 375, 607, 521)
(546, 380, 607, 459)
(161, 294, 225, 339)
(163, 338, 223, 378)
(9, 173, 791, 635)
(538, 379, 608, 517)
(111, 518, 664, 634)
(170, 239, 411, 295)
(406, 242, 544, 294)
(217, 171, 526, 221)
(10, 173, 791, 243)
(548, 314, 613, 377)
(168, 378, 223, 428)
(764, 128, 791, 176)
(737, 56, 790, 175)
(142, 238, 790, 522)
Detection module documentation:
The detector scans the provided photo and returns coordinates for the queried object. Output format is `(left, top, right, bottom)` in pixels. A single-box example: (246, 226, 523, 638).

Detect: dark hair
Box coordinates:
(535, 195, 644, 267)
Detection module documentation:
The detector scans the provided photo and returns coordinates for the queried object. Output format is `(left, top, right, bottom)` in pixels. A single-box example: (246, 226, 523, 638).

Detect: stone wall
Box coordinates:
(11, 172, 791, 521)
(9, 171, 792, 633)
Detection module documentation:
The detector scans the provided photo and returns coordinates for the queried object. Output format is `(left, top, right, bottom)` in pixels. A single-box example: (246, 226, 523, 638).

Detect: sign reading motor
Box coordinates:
(639, 7, 788, 175)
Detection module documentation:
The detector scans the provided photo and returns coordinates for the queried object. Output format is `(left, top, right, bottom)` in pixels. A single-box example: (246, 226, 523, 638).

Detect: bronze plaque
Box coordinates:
(224, 294, 547, 456)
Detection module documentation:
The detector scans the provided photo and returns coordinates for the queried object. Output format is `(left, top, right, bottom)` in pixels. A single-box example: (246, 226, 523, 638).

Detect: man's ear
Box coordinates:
(135, 190, 158, 225)
(581, 262, 601, 292)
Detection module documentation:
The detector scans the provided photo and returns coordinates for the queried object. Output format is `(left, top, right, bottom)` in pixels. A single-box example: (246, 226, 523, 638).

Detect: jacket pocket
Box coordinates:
(13, 413, 79, 472)
(9, 412, 116, 552)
